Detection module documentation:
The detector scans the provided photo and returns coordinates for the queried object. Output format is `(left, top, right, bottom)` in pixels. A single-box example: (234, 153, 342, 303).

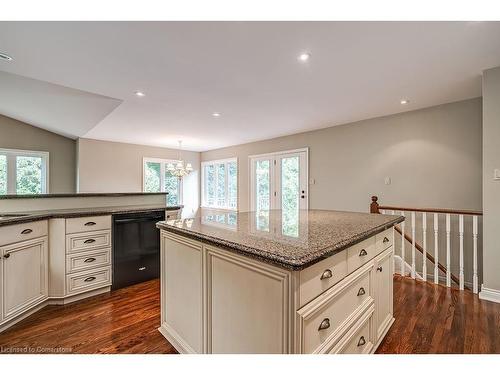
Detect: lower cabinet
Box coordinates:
(1, 236, 48, 322)
(373, 248, 394, 342)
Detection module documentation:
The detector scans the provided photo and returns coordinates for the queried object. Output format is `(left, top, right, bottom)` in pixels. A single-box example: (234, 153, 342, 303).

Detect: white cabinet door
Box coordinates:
(162, 233, 203, 353)
(205, 246, 291, 354)
(373, 248, 393, 343)
(1, 237, 48, 320)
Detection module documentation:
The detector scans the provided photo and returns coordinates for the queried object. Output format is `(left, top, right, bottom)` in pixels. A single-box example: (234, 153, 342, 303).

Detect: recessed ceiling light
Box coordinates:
(298, 53, 311, 62)
(212, 112, 221, 117)
(135, 91, 145, 97)
(0, 52, 13, 61)
(400, 99, 410, 105)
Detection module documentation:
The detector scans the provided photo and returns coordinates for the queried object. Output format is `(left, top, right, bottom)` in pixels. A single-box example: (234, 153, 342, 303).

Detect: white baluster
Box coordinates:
(446, 214, 451, 287)
(459, 215, 464, 290)
(411, 211, 416, 279)
(473, 215, 478, 294)
(401, 211, 406, 276)
(422, 212, 427, 281)
(391, 210, 395, 272)
(434, 213, 439, 284)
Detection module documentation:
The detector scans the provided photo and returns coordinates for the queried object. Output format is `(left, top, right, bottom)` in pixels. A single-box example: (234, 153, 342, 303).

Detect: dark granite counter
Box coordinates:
(0, 205, 183, 227)
(156, 209, 404, 270)
(0, 192, 168, 199)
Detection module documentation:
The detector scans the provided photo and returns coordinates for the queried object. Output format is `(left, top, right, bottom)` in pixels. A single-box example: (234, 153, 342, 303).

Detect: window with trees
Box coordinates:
(143, 158, 181, 206)
(0, 148, 48, 195)
(202, 158, 237, 210)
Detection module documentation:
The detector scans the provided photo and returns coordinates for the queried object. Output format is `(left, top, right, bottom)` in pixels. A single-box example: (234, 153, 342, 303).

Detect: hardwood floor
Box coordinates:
(376, 275, 500, 354)
(0, 276, 498, 354)
(0, 279, 177, 354)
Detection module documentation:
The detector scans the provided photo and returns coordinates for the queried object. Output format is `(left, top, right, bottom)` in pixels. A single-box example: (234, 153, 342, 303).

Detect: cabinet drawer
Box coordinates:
(298, 265, 372, 353)
(376, 228, 393, 252)
(66, 266, 111, 295)
(66, 248, 111, 274)
(66, 215, 111, 234)
(66, 230, 111, 254)
(299, 251, 347, 307)
(327, 308, 374, 354)
(166, 210, 181, 220)
(347, 237, 377, 273)
(0, 220, 48, 246)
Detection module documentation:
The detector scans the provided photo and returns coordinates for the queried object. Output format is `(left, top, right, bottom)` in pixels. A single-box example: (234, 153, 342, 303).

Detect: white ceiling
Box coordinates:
(0, 21, 499, 152)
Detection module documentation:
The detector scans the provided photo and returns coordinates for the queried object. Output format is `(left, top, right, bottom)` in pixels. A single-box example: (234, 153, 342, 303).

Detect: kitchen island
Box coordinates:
(156, 209, 404, 354)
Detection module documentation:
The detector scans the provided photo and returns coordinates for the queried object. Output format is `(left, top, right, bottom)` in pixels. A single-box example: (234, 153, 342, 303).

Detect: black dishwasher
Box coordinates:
(112, 210, 165, 290)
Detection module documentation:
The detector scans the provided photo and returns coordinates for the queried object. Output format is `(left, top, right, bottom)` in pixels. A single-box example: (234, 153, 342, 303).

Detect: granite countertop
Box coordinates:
(0, 192, 168, 199)
(157, 209, 404, 270)
(0, 204, 183, 227)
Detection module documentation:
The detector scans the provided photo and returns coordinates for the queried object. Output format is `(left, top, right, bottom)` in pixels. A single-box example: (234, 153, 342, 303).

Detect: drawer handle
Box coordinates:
(357, 336, 366, 347)
(377, 266, 383, 272)
(320, 269, 333, 280)
(359, 249, 368, 257)
(357, 287, 366, 296)
(383, 237, 390, 243)
(84, 257, 96, 263)
(84, 221, 97, 226)
(84, 276, 96, 282)
(318, 318, 330, 331)
(84, 239, 96, 244)
(3, 253, 10, 259)
(21, 228, 33, 235)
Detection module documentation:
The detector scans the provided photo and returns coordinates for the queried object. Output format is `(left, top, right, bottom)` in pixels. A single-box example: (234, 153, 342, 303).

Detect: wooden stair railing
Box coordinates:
(370, 196, 482, 291)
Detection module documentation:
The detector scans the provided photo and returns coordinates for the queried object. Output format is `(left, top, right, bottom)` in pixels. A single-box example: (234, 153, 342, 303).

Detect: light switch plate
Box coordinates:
(494, 169, 500, 180)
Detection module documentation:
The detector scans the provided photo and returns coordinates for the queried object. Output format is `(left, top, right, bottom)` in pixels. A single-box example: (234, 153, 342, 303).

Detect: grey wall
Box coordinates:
(77, 138, 200, 216)
(0, 113, 76, 193)
(482, 66, 500, 292)
(202, 98, 482, 213)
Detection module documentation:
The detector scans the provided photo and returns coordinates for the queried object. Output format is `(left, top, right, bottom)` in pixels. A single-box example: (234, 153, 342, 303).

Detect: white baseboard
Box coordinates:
(479, 286, 500, 304)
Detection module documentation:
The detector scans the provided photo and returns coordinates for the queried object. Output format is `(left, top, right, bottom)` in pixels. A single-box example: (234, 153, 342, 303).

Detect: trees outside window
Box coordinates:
(202, 158, 237, 210)
(0, 149, 48, 195)
(143, 158, 181, 206)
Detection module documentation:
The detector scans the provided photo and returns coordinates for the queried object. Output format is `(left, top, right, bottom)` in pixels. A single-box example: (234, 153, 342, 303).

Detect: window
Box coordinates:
(0, 148, 49, 195)
(202, 158, 237, 210)
(143, 158, 181, 206)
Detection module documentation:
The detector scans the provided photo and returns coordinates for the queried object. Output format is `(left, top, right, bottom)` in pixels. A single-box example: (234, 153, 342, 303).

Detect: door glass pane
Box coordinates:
(16, 156, 42, 194)
(144, 162, 161, 192)
(228, 161, 237, 209)
(216, 163, 226, 207)
(281, 156, 299, 237)
(255, 160, 270, 211)
(205, 164, 216, 206)
(165, 170, 179, 205)
(0, 155, 6, 195)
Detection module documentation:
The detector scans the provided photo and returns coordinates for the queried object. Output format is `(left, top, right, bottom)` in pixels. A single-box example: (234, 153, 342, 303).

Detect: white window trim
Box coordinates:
(142, 157, 183, 204)
(201, 157, 238, 211)
(0, 147, 49, 195)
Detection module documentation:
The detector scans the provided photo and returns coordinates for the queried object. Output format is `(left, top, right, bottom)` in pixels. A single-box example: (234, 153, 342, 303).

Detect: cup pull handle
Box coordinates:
(21, 229, 33, 235)
(357, 336, 366, 347)
(383, 237, 390, 243)
(84, 239, 96, 244)
(84, 221, 96, 226)
(84, 257, 96, 263)
(318, 318, 330, 331)
(320, 269, 333, 280)
(357, 287, 366, 296)
(359, 249, 368, 257)
(84, 276, 96, 282)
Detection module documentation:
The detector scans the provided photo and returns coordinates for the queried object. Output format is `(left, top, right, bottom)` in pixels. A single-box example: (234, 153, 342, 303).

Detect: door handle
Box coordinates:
(377, 266, 383, 272)
(3, 253, 10, 259)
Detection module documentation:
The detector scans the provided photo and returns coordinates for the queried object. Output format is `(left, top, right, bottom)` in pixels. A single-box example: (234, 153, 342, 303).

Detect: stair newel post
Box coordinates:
(370, 196, 380, 214)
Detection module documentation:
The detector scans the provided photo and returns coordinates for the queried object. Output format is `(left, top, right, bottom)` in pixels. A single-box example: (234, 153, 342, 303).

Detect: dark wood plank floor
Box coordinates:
(1, 276, 498, 354)
(376, 275, 500, 354)
(0, 279, 177, 354)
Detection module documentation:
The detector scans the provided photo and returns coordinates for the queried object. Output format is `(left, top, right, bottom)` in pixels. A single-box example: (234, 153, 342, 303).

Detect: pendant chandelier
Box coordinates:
(167, 140, 193, 177)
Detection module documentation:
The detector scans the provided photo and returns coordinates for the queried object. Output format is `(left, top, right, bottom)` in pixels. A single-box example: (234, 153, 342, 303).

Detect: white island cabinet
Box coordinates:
(158, 210, 402, 354)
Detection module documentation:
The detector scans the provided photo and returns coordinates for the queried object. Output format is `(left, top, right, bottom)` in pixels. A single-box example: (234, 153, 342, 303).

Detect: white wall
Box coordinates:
(77, 138, 200, 216)
(481, 66, 500, 294)
(202, 98, 482, 213)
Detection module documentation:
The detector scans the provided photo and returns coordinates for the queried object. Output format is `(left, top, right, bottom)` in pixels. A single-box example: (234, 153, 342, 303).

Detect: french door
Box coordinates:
(249, 149, 308, 212)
